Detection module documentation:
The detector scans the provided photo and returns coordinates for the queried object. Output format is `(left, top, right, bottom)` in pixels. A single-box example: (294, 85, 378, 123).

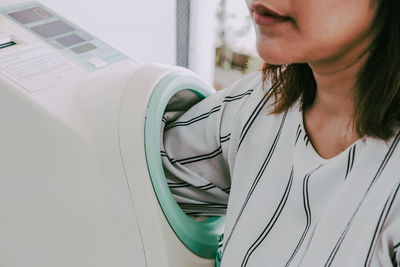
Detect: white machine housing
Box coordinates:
(0, 1, 219, 266)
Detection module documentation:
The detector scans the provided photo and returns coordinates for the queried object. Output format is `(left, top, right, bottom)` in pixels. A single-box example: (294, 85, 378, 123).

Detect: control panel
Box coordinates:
(0, 1, 126, 72)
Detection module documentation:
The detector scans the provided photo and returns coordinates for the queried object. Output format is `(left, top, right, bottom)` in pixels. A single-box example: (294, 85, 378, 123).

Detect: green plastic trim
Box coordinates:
(144, 71, 225, 259)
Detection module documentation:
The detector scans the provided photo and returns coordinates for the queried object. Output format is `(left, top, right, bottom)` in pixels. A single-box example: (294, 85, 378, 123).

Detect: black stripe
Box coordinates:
(222, 111, 288, 256)
(285, 172, 314, 267)
(295, 128, 302, 145)
(223, 97, 248, 103)
(301, 132, 311, 147)
(305, 137, 310, 147)
(351, 145, 356, 172)
(160, 151, 174, 162)
(181, 203, 226, 208)
(221, 138, 230, 143)
(241, 168, 294, 267)
(304, 133, 311, 147)
(168, 181, 218, 191)
(345, 145, 356, 180)
(237, 91, 271, 151)
(391, 251, 397, 266)
(297, 206, 323, 265)
(221, 133, 231, 139)
(172, 185, 217, 190)
(223, 89, 254, 99)
(324, 131, 400, 266)
(392, 242, 400, 266)
(296, 124, 301, 136)
(223, 90, 254, 103)
(224, 89, 254, 100)
(168, 183, 190, 188)
(170, 146, 223, 165)
(168, 181, 190, 189)
(365, 180, 400, 266)
(345, 147, 352, 179)
(179, 203, 228, 209)
(222, 187, 231, 193)
(165, 105, 221, 130)
(184, 211, 226, 216)
(220, 133, 231, 143)
(197, 183, 217, 190)
(284, 165, 322, 266)
(168, 182, 188, 185)
(294, 124, 301, 145)
(182, 210, 226, 216)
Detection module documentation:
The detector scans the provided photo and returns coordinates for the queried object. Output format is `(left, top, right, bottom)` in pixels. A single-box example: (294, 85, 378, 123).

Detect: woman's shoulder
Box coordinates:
(217, 70, 264, 98)
(211, 70, 270, 115)
(190, 71, 266, 123)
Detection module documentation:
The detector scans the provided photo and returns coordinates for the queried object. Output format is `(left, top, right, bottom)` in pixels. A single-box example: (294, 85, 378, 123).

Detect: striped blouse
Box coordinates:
(161, 71, 400, 266)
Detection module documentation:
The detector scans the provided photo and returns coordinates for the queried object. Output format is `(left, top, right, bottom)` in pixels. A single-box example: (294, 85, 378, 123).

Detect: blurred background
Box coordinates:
(213, 0, 263, 90)
(39, 0, 263, 90)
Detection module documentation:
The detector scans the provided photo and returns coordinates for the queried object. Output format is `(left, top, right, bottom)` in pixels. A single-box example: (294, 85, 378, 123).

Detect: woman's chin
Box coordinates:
(257, 51, 296, 65)
(256, 44, 299, 65)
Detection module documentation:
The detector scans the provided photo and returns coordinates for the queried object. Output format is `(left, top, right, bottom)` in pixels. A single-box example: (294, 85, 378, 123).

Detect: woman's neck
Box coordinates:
(302, 46, 370, 159)
(309, 44, 370, 119)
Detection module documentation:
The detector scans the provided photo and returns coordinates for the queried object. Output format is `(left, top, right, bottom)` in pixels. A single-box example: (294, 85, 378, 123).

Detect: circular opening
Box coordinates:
(144, 71, 225, 259)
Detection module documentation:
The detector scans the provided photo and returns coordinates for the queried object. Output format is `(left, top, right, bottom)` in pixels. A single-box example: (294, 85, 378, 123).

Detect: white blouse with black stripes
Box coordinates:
(161, 72, 400, 266)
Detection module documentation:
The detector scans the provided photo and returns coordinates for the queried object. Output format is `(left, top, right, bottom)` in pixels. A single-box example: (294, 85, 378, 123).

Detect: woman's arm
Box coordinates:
(161, 72, 262, 216)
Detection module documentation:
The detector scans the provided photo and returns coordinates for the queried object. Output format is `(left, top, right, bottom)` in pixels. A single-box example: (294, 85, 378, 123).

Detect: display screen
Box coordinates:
(9, 7, 52, 24)
(31, 20, 74, 38)
(56, 34, 85, 47)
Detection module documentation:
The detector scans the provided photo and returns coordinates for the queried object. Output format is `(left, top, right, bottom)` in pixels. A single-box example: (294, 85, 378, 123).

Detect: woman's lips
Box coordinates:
(251, 4, 291, 27)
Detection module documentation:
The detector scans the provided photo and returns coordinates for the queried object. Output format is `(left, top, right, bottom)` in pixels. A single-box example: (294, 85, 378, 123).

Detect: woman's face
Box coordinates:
(248, 0, 377, 66)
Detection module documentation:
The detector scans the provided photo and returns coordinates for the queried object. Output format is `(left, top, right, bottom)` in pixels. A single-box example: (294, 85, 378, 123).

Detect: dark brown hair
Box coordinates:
(262, 0, 400, 140)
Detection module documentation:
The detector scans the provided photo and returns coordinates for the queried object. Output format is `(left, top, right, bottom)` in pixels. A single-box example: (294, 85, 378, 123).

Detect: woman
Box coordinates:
(161, 0, 400, 266)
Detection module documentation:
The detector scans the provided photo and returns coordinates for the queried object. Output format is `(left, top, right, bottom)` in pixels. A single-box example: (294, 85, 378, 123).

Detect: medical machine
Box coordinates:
(0, 1, 224, 266)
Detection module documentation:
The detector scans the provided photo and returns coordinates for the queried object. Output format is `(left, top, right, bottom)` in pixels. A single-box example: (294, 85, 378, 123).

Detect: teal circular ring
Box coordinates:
(144, 71, 225, 259)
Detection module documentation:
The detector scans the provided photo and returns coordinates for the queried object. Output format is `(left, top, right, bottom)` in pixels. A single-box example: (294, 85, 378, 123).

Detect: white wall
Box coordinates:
(189, 0, 217, 84)
(39, 0, 177, 65)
